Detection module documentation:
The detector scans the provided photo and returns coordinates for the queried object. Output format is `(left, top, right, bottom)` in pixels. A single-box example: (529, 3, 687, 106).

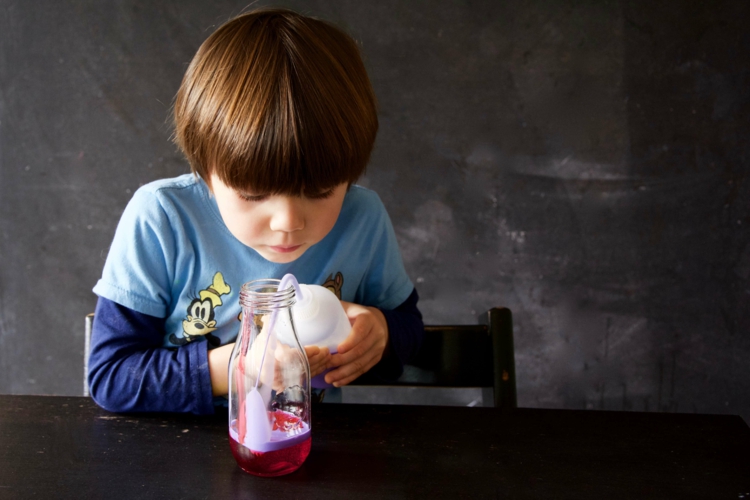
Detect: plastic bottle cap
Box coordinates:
(291, 284, 320, 321)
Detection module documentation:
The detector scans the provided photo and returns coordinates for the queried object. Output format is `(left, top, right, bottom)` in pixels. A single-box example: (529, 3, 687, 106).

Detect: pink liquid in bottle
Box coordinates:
(229, 434, 311, 477)
(229, 410, 311, 477)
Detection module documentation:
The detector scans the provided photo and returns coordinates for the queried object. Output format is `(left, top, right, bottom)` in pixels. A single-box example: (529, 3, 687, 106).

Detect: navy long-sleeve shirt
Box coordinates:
(88, 289, 423, 414)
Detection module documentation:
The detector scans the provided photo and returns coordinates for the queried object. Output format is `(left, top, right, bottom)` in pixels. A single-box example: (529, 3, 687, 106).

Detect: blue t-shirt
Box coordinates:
(93, 174, 414, 348)
(89, 174, 422, 414)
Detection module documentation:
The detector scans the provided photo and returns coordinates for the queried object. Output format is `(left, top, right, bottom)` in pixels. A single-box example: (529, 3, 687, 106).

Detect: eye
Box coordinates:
(306, 188, 335, 200)
(190, 302, 201, 317)
(198, 300, 213, 321)
(238, 192, 268, 202)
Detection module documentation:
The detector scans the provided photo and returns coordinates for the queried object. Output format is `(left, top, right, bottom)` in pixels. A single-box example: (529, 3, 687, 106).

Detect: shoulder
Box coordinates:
(329, 185, 397, 247)
(346, 184, 384, 205)
(125, 173, 208, 218)
(341, 185, 389, 221)
(132, 173, 205, 204)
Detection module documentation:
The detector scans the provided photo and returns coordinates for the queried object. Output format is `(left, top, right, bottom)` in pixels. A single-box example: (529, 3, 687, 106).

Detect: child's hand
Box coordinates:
(305, 345, 331, 378)
(270, 344, 331, 392)
(208, 342, 235, 396)
(325, 302, 388, 387)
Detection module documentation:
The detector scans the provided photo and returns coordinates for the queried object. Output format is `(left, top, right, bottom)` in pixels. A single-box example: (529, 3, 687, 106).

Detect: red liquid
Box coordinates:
(229, 435, 311, 477)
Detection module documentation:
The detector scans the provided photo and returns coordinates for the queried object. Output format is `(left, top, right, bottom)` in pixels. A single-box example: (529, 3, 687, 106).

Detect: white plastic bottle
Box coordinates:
(275, 276, 351, 389)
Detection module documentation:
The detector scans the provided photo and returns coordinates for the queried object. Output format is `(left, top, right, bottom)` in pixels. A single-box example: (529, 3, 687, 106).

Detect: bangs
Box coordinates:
(173, 9, 378, 196)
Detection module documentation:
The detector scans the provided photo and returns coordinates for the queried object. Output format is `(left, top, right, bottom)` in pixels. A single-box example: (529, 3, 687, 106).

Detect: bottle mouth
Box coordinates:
(240, 278, 296, 312)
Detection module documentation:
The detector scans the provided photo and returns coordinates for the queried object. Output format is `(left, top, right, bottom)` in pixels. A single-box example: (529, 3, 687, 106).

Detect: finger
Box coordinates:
(340, 301, 366, 326)
(326, 344, 381, 383)
(338, 306, 387, 354)
(326, 330, 385, 385)
(310, 357, 331, 378)
(335, 317, 373, 355)
(339, 300, 355, 310)
(329, 327, 379, 367)
(308, 351, 329, 371)
(305, 346, 325, 366)
(304, 345, 321, 357)
(306, 346, 329, 362)
(305, 347, 331, 377)
(326, 350, 381, 387)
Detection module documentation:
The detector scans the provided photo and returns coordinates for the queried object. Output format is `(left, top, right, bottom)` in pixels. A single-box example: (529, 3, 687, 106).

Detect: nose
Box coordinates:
(269, 196, 305, 233)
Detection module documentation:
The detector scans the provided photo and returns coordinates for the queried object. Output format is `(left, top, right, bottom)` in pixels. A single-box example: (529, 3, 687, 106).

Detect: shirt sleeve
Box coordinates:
(92, 188, 177, 317)
(353, 190, 414, 311)
(358, 287, 424, 382)
(87, 296, 215, 415)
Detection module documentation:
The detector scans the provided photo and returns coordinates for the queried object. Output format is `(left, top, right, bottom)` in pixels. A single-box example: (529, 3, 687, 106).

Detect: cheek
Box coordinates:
(217, 201, 264, 243)
(234, 218, 264, 241)
(310, 200, 345, 237)
(319, 209, 339, 232)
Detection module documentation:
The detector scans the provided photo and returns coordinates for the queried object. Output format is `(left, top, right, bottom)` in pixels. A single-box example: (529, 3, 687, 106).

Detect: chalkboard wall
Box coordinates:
(1, 1, 748, 421)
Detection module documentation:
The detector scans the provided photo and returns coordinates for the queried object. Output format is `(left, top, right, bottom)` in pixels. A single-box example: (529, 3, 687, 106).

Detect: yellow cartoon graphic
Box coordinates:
(169, 272, 231, 347)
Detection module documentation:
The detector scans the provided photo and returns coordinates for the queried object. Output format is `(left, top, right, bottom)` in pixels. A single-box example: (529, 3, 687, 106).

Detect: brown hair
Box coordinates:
(173, 8, 378, 195)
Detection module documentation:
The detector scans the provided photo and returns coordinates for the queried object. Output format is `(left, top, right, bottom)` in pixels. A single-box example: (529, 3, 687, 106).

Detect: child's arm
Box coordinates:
(325, 288, 423, 387)
(90, 298, 334, 412)
(88, 297, 215, 414)
(207, 343, 234, 396)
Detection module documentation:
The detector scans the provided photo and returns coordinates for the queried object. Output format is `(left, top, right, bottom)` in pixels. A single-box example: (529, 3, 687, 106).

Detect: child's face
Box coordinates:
(210, 173, 348, 264)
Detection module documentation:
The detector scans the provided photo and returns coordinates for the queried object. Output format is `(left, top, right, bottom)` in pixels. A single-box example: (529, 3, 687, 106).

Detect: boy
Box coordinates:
(88, 8, 424, 414)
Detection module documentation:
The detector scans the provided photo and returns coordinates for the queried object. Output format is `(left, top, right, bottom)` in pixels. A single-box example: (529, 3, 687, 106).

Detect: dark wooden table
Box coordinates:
(1, 395, 748, 499)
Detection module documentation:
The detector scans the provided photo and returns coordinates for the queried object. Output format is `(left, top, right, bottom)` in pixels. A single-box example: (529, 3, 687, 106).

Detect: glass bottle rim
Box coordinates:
(239, 278, 296, 309)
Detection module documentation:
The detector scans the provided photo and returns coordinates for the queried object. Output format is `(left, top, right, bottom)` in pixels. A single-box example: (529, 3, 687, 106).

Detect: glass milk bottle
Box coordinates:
(228, 278, 311, 477)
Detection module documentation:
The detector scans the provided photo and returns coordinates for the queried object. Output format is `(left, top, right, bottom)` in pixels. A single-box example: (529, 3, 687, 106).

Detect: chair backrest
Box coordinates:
(384, 307, 516, 410)
(84, 313, 94, 397)
(83, 307, 517, 409)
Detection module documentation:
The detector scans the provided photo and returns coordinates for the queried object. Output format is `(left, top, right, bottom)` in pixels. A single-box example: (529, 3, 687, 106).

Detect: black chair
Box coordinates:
(352, 307, 516, 410)
(84, 313, 94, 397)
(84, 307, 517, 410)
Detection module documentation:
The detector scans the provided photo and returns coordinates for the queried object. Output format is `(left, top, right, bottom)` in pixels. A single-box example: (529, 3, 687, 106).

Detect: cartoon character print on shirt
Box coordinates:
(322, 272, 344, 300)
(169, 272, 230, 348)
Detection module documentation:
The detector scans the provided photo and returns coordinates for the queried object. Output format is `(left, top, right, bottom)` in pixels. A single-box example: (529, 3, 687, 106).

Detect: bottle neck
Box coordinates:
(239, 278, 296, 313)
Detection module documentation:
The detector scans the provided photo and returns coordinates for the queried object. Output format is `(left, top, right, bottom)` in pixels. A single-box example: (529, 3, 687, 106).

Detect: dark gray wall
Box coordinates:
(1, 1, 748, 421)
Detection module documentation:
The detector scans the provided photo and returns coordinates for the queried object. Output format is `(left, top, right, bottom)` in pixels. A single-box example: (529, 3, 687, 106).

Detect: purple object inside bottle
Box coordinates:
(251, 428, 310, 453)
(311, 349, 339, 389)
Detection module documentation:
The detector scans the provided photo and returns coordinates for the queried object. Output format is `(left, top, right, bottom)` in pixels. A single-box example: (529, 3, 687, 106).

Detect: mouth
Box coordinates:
(268, 244, 303, 254)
